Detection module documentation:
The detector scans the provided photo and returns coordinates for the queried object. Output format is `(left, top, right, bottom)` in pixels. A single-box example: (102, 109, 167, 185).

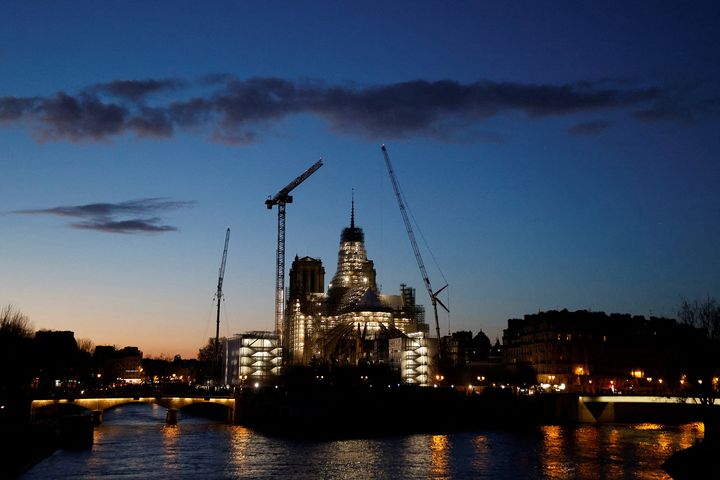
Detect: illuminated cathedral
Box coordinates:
(284, 200, 432, 382)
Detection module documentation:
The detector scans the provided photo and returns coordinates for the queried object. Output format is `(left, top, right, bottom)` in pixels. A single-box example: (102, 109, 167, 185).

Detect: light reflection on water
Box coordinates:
(430, 434, 450, 479)
(538, 422, 702, 480)
(21, 403, 703, 479)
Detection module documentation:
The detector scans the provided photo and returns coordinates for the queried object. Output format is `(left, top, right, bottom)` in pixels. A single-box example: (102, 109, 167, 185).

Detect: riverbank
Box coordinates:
(235, 386, 565, 438)
(234, 386, 711, 438)
(1, 423, 58, 479)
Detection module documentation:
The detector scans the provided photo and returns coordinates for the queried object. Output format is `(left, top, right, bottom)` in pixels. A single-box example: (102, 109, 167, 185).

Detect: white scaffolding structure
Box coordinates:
(390, 332, 432, 386)
(223, 331, 281, 386)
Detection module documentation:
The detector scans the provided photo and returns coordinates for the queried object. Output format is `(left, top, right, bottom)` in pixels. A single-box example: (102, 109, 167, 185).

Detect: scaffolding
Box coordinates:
(223, 331, 281, 386)
(390, 332, 432, 386)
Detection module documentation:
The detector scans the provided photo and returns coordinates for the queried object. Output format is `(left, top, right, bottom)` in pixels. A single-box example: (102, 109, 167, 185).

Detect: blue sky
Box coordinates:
(2, 1, 718, 357)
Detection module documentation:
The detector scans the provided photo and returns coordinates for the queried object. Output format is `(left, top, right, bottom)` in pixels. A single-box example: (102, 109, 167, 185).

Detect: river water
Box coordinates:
(21, 403, 702, 479)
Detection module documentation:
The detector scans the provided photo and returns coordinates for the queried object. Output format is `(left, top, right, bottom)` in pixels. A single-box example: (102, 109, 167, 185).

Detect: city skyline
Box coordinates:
(2, 1, 719, 358)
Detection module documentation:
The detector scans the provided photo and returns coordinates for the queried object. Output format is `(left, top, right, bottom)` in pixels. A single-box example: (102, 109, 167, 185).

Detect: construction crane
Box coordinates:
(266, 159, 323, 351)
(381, 145, 448, 350)
(213, 227, 230, 373)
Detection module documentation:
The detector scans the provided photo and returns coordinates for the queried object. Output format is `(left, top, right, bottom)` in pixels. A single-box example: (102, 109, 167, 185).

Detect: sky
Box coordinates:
(2, 1, 719, 359)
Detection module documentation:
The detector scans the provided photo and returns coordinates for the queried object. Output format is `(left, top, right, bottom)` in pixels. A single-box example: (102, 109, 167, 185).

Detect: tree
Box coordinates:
(0, 304, 33, 339)
(197, 337, 225, 362)
(0, 305, 35, 426)
(678, 295, 720, 341)
(676, 296, 720, 441)
(197, 337, 225, 384)
(76, 337, 95, 355)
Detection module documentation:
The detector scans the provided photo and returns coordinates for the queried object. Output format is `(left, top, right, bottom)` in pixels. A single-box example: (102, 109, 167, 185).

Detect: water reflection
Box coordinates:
(472, 434, 490, 472)
(430, 434, 450, 478)
(541, 425, 573, 479)
(229, 425, 252, 472)
(22, 408, 706, 480)
(538, 422, 704, 480)
(161, 424, 179, 472)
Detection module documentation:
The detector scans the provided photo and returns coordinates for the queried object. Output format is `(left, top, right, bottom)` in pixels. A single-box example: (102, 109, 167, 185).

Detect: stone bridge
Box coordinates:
(31, 396, 236, 424)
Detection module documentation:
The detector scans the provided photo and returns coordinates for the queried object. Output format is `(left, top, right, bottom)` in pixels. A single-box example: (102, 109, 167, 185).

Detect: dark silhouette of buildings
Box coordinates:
(502, 309, 710, 393)
(93, 346, 143, 386)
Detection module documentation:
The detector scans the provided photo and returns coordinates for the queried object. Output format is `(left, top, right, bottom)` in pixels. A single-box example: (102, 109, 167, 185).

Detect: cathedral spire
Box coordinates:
(340, 189, 363, 243)
(351, 188, 355, 229)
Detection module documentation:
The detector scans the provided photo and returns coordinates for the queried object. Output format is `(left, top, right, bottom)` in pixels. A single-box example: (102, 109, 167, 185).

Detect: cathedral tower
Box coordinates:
(325, 196, 378, 314)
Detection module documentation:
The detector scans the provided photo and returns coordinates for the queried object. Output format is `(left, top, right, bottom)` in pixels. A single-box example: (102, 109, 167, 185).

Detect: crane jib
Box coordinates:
(381, 145, 448, 344)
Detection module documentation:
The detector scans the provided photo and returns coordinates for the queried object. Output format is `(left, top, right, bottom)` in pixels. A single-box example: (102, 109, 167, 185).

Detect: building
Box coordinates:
(283, 201, 431, 383)
(502, 309, 707, 393)
(222, 331, 281, 386)
(220, 200, 432, 385)
(93, 345, 144, 385)
(389, 332, 435, 385)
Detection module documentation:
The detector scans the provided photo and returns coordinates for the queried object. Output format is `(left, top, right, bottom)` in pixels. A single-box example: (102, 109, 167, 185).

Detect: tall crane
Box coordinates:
(381, 145, 448, 349)
(214, 227, 230, 372)
(266, 159, 323, 351)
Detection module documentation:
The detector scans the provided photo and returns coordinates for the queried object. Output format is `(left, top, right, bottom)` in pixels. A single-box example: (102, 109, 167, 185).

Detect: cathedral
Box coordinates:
(284, 200, 432, 381)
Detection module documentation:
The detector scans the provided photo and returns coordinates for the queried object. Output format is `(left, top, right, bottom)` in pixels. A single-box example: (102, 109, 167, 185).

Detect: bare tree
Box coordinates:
(676, 296, 720, 442)
(0, 304, 34, 338)
(76, 337, 95, 355)
(678, 295, 720, 340)
(198, 337, 225, 362)
(0, 304, 35, 406)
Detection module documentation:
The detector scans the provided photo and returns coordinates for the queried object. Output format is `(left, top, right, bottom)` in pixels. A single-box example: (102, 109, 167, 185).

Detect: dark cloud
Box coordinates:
(568, 120, 611, 136)
(0, 76, 713, 144)
(36, 92, 127, 142)
(0, 96, 35, 120)
(87, 78, 183, 101)
(632, 81, 720, 123)
(71, 218, 177, 234)
(127, 107, 173, 137)
(14, 198, 192, 234)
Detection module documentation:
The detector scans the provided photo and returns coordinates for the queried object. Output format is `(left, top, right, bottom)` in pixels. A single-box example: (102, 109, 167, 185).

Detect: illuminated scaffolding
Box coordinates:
(390, 332, 432, 386)
(284, 199, 431, 366)
(222, 331, 281, 386)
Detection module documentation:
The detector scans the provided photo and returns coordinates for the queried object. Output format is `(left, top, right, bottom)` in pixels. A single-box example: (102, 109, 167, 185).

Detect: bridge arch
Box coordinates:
(31, 397, 236, 423)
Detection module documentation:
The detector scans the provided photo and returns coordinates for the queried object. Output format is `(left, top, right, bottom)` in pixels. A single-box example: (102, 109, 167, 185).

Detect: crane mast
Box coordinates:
(381, 145, 448, 348)
(214, 227, 230, 377)
(266, 159, 323, 354)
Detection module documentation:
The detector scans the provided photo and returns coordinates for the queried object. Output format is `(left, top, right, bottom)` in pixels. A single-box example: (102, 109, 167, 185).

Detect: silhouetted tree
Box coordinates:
(676, 296, 720, 441)
(197, 337, 225, 384)
(76, 338, 95, 354)
(0, 305, 35, 425)
(0, 304, 33, 338)
(678, 295, 720, 341)
(197, 337, 225, 362)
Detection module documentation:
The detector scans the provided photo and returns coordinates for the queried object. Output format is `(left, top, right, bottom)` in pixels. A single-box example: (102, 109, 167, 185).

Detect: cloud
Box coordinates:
(0, 76, 714, 144)
(71, 218, 178, 234)
(568, 120, 611, 136)
(14, 198, 192, 234)
(35, 92, 127, 142)
(632, 81, 720, 123)
(87, 78, 184, 101)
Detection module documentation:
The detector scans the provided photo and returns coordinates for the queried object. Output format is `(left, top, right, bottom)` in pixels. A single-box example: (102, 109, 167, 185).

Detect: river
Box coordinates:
(21, 403, 702, 479)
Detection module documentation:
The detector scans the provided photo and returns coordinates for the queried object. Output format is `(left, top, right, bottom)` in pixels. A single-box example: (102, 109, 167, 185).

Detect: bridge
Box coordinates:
(577, 395, 714, 423)
(31, 396, 237, 424)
